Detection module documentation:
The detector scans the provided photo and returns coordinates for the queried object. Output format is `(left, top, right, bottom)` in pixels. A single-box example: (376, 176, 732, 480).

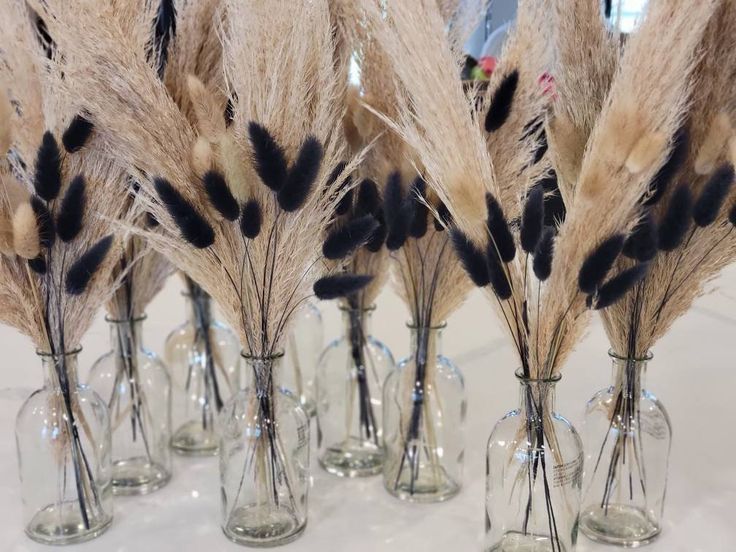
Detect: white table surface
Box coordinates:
(1, 268, 735, 552)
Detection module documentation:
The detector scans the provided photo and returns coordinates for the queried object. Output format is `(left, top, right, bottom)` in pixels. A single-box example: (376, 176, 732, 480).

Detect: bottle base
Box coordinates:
(171, 422, 219, 456)
(384, 470, 460, 503)
(580, 504, 660, 547)
(25, 500, 113, 546)
(112, 458, 171, 495)
(486, 530, 570, 552)
(222, 506, 306, 547)
(319, 446, 383, 477)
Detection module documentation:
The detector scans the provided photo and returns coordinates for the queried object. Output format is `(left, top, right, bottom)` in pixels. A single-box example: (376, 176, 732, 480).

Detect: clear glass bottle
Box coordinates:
(16, 348, 113, 545)
(88, 315, 172, 495)
(282, 302, 323, 418)
(219, 352, 309, 547)
(485, 371, 583, 552)
(166, 287, 240, 456)
(317, 305, 395, 477)
(383, 323, 465, 502)
(579, 351, 671, 547)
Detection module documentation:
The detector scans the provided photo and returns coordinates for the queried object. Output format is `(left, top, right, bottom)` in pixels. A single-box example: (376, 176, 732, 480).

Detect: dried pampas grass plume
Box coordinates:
(11, 202, 40, 259)
(694, 111, 732, 175)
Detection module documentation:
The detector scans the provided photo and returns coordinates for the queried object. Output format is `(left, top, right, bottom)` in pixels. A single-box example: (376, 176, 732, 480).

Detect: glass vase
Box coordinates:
(383, 323, 466, 502)
(88, 315, 172, 495)
(282, 302, 323, 418)
(579, 351, 671, 547)
(16, 348, 113, 545)
(219, 352, 309, 547)
(166, 286, 240, 456)
(316, 305, 395, 477)
(485, 371, 583, 552)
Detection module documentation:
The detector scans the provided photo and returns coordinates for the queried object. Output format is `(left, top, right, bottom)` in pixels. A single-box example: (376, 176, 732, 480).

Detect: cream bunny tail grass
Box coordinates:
(601, 1, 736, 358)
(42, 0, 369, 356)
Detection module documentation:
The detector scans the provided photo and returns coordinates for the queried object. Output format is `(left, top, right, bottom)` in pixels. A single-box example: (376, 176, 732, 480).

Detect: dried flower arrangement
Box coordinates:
(363, 0, 717, 548)
(35, 0, 375, 543)
(0, 0, 134, 539)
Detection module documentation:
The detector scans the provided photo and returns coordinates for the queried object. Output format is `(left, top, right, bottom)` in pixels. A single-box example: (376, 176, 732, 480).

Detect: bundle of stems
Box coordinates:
(0, 0, 132, 527)
(38, 0, 374, 517)
(364, 0, 717, 548)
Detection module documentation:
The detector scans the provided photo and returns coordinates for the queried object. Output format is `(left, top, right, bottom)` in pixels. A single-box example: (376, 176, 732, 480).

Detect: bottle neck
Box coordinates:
(243, 353, 284, 394)
(517, 371, 560, 422)
(409, 324, 444, 365)
(38, 348, 82, 390)
(107, 316, 146, 356)
(609, 351, 651, 398)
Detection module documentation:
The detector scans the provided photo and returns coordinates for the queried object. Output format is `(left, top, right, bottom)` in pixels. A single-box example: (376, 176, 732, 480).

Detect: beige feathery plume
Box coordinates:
(601, 0, 736, 359)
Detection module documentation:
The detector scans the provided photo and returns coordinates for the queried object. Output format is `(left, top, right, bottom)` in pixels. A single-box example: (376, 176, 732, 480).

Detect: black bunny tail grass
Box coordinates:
(658, 184, 692, 251)
(623, 211, 658, 262)
(450, 229, 490, 287)
(434, 202, 452, 231)
(56, 175, 86, 242)
(34, 131, 62, 201)
(65, 235, 114, 295)
(278, 136, 323, 212)
(28, 256, 47, 274)
(331, 162, 352, 216)
(31, 196, 56, 248)
(314, 274, 373, 300)
(365, 217, 387, 252)
(486, 193, 516, 262)
(729, 203, 736, 226)
(152, 0, 177, 79)
(383, 174, 414, 251)
(408, 177, 429, 239)
(578, 234, 625, 294)
(323, 215, 379, 260)
(533, 227, 555, 281)
(62, 115, 94, 153)
(693, 163, 735, 227)
(248, 122, 288, 192)
(485, 70, 519, 132)
(154, 177, 215, 248)
(588, 263, 649, 310)
(203, 170, 239, 221)
(240, 199, 262, 239)
(383, 171, 403, 225)
(356, 179, 381, 216)
(521, 184, 545, 253)
(645, 126, 689, 206)
(487, 248, 512, 300)
(539, 171, 566, 226)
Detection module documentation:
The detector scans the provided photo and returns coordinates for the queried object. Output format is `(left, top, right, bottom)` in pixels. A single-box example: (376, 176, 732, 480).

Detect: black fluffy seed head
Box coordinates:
(485, 70, 519, 132)
(56, 175, 85, 242)
(578, 234, 625, 294)
(146, 212, 160, 228)
(314, 274, 373, 300)
(487, 248, 512, 299)
(521, 185, 545, 253)
(693, 164, 735, 227)
(278, 135, 322, 212)
(450, 229, 490, 287)
(365, 217, 386, 252)
(386, 202, 413, 250)
(729, 203, 736, 227)
(645, 126, 689, 206)
(62, 115, 94, 153)
(30, 196, 55, 248)
(329, 162, 352, 215)
(28, 256, 47, 274)
(323, 215, 379, 260)
(336, 187, 353, 216)
(240, 199, 262, 239)
(203, 170, 239, 221)
(623, 212, 658, 261)
(224, 97, 235, 127)
(34, 131, 62, 201)
(154, 177, 214, 248)
(408, 177, 429, 239)
(540, 171, 566, 225)
(658, 184, 692, 251)
(249, 122, 288, 192)
(486, 193, 516, 262)
(434, 202, 452, 231)
(152, 0, 177, 79)
(533, 227, 555, 281)
(383, 172, 403, 224)
(588, 263, 649, 310)
(65, 235, 114, 295)
(353, 179, 377, 218)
